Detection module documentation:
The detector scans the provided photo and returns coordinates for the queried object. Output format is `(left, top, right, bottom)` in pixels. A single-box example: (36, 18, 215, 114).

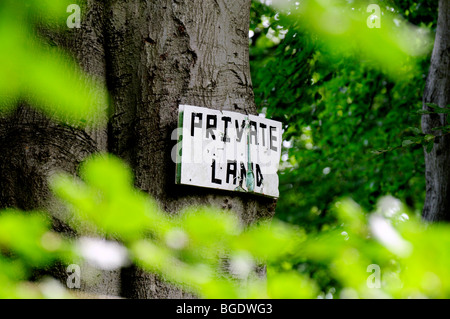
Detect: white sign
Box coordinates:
(176, 105, 282, 198)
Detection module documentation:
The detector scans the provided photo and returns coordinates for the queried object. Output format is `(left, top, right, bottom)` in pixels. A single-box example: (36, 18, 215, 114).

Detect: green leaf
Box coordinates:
(402, 140, 414, 147)
(408, 127, 421, 135)
(424, 134, 435, 142)
(433, 109, 450, 114)
(426, 141, 434, 153)
(416, 110, 433, 114)
(425, 103, 438, 109)
(431, 126, 450, 132)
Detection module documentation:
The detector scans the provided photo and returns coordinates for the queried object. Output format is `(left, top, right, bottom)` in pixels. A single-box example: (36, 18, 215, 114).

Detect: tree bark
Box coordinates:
(422, 0, 450, 222)
(104, 0, 276, 298)
(0, 0, 276, 298)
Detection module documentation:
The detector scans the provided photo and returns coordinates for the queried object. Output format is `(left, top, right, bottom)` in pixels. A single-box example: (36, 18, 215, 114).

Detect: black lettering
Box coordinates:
(235, 119, 245, 142)
(270, 126, 278, 151)
(222, 117, 231, 142)
(259, 123, 267, 146)
(206, 114, 217, 140)
(226, 160, 237, 184)
(191, 113, 202, 137)
(239, 162, 246, 183)
(250, 121, 258, 145)
(211, 160, 222, 184)
(256, 164, 263, 187)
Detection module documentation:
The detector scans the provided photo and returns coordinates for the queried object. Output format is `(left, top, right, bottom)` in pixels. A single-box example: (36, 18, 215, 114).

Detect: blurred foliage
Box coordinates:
(1, 0, 449, 300)
(269, 0, 433, 78)
(0, 211, 74, 298)
(4, 156, 450, 299)
(50, 155, 318, 298)
(0, 0, 107, 127)
(53, 156, 450, 299)
(248, 0, 439, 295)
(250, 0, 437, 228)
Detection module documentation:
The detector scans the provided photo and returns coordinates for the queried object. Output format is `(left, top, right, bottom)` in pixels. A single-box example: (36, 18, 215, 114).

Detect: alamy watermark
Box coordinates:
(367, 264, 381, 288)
(367, 4, 381, 28)
(66, 264, 81, 289)
(67, 4, 81, 29)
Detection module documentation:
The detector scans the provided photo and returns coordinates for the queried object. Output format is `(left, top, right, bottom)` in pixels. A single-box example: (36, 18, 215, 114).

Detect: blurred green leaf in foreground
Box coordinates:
(0, 0, 107, 127)
(270, 0, 433, 78)
(47, 155, 450, 299)
(1, 155, 449, 299)
(0, 211, 74, 298)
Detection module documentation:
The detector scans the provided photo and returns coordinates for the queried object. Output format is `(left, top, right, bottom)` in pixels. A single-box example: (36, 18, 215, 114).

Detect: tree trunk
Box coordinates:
(422, 0, 450, 222)
(104, 0, 276, 298)
(0, 0, 276, 298)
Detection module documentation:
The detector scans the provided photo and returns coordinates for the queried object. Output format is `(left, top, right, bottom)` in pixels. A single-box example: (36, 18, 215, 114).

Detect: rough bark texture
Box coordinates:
(0, 0, 276, 298)
(422, 0, 450, 222)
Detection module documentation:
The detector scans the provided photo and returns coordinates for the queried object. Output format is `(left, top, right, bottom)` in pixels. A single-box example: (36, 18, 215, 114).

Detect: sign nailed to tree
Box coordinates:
(176, 105, 282, 198)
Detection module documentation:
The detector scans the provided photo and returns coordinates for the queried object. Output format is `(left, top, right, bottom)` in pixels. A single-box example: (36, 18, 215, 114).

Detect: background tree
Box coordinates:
(248, 0, 437, 291)
(421, 0, 450, 222)
(249, 0, 437, 227)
